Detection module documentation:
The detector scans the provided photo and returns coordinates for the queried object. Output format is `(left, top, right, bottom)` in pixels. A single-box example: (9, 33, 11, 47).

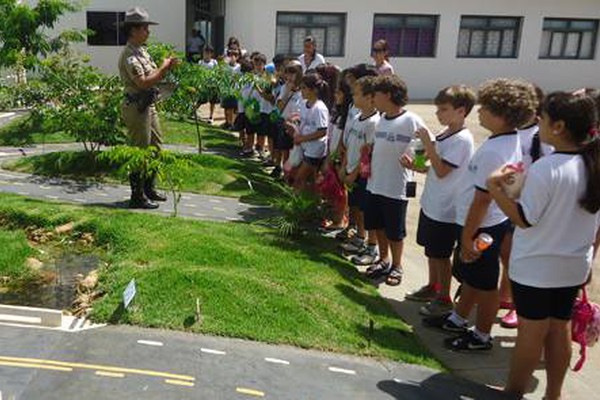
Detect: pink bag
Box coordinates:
(317, 165, 346, 208)
(571, 287, 600, 371)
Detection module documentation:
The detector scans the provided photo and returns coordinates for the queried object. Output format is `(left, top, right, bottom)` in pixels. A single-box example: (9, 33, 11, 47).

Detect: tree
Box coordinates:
(0, 0, 81, 83)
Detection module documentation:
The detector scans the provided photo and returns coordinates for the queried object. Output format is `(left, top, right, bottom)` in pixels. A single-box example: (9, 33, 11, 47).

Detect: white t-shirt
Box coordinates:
(518, 123, 554, 168)
(277, 88, 303, 120)
(510, 152, 600, 288)
(328, 122, 343, 156)
(366, 111, 427, 200)
(298, 52, 326, 72)
(237, 84, 253, 113)
(420, 128, 475, 223)
(299, 100, 329, 158)
(227, 63, 241, 74)
(199, 59, 218, 69)
(344, 112, 379, 174)
(455, 132, 522, 227)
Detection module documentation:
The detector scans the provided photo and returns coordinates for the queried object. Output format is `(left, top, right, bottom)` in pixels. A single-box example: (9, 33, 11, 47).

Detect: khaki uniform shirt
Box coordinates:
(118, 43, 157, 95)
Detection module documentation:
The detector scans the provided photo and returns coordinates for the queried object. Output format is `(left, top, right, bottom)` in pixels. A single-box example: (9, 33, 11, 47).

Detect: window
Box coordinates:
(457, 16, 522, 58)
(372, 14, 438, 57)
(275, 12, 346, 57)
(540, 19, 598, 59)
(87, 11, 126, 46)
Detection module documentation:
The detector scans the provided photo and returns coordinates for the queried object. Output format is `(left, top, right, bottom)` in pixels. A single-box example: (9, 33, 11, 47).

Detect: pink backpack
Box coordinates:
(571, 287, 600, 371)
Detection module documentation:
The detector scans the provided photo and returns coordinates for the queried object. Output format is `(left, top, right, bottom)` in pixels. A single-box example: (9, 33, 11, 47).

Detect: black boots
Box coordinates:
(129, 173, 159, 209)
(144, 173, 167, 202)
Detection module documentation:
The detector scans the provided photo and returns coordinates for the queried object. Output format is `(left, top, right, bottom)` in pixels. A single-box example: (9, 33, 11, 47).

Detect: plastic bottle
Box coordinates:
(411, 138, 427, 169)
(473, 233, 493, 252)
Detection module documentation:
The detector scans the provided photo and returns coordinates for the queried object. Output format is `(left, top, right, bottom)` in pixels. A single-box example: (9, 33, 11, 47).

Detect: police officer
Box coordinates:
(118, 7, 178, 209)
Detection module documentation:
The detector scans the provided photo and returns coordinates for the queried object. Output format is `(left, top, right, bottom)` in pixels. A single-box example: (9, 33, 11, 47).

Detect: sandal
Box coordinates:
(385, 266, 403, 286)
(365, 260, 391, 279)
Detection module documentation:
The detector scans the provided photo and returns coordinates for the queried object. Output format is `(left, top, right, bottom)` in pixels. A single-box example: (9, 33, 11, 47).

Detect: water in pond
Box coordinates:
(0, 254, 99, 310)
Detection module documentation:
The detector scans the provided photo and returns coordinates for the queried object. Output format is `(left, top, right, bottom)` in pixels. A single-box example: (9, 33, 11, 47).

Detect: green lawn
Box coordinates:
(0, 113, 237, 148)
(3, 150, 284, 205)
(0, 193, 440, 369)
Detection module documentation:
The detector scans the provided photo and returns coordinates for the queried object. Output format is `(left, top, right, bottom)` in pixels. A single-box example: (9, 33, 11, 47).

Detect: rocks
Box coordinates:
(54, 222, 74, 235)
(25, 257, 44, 271)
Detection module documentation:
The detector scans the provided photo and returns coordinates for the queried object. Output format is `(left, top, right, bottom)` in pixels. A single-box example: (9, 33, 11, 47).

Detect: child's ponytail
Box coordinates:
(302, 72, 333, 110)
(581, 134, 600, 213)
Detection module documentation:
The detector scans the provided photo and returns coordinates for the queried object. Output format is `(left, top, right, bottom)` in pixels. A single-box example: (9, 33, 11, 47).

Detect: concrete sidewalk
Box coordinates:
(370, 178, 600, 400)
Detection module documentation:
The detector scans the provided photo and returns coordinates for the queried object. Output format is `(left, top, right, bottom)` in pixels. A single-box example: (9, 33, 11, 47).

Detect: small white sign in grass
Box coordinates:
(123, 279, 137, 309)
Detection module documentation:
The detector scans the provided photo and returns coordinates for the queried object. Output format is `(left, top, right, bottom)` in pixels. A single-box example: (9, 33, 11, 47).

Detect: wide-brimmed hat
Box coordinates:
(120, 7, 159, 26)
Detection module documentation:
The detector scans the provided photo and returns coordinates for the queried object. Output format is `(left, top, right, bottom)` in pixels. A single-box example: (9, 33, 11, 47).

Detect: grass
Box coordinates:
(3, 150, 285, 205)
(0, 193, 440, 369)
(0, 229, 34, 280)
(0, 115, 75, 146)
(0, 113, 238, 148)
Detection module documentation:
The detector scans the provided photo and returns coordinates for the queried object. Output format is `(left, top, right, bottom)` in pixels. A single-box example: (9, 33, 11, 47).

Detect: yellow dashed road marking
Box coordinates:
(95, 371, 125, 378)
(0, 356, 194, 382)
(236, 387, 265, 397)
(165, 379, 195, 387)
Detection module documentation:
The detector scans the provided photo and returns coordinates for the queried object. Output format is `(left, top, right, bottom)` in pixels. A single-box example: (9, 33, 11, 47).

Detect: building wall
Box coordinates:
(53, 0, 186, 74)
(225, 0, 600, 99)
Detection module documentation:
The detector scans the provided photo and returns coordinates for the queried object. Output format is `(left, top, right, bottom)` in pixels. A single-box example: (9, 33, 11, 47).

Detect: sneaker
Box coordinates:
(350, 245, 378, 266)
(419, 299, 454, 317)
(500, 309, 519, 329)
(405, 285, 438, 302)
(365, 259, 391, 279)
(422, 313, 468, 334)
(444, 330, 493, 352)
(340, 237, 366, 253)
(335, 226, 356, 241)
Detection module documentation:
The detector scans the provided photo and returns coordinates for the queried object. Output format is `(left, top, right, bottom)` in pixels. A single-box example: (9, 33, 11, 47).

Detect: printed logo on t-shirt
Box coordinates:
(468, 161, 478, 173)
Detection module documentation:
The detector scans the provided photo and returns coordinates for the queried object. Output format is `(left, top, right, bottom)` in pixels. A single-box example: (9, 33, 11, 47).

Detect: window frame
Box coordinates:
(457, 15, 523, 59)
(539, 18, 599, 60)
(372, 13, 439, 58)
(86, 11, 126, 47)
(275, 12, 347, 57)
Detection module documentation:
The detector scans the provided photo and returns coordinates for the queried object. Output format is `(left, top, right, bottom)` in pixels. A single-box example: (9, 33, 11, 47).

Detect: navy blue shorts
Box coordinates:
(348, 177, 367, 211)
(511, 281, 580, 321)
(234, 113, 247, 132)
(453, 220, 511, 291)
(303, 155, 324, 168)
(364, 192, 408, 241)
(417, 210, 458, 259)
(246, 113, 270, 136)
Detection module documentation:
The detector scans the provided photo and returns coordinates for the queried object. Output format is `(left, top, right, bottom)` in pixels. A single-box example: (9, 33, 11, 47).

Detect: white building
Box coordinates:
(56, 0, 599, 99)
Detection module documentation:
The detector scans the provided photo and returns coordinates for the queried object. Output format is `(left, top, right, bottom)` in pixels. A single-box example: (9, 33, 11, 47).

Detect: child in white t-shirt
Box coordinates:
(292, 72, 330, 192)
(487, 91, 600, 400)
(363, 75, 429, 286)
(339, 77, 380, 258)
(402, 85, 476, 317)
(198, 46, 218, 123)
(423, 79, 539, 353)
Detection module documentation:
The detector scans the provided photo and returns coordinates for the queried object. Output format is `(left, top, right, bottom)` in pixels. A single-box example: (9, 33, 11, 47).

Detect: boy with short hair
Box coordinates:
(363, 75, 430, 286)
(198, 46, 218, 123)
(401, 85, 476, 316)
(339, 77, 380, 260)
(424, 78, 538, 352)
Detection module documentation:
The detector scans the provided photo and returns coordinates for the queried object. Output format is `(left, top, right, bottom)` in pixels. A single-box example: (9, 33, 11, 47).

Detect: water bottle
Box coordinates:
(473, 233, 493, 252)
(411, 138, 427, 169)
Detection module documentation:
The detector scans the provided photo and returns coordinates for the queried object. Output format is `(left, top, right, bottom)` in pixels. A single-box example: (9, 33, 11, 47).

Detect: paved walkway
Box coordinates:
(0, 111, 598, 399)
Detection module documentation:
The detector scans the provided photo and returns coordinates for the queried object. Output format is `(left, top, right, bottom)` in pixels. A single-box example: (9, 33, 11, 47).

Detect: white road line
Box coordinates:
(193, 213, 207, 218)
(0, 180, 8, 184)
(208, 199, 222, 204)
(137, 340, 164, 347)
(161, 209, 171, 213)
(184, 203, 197, 208)
(225, 217, 242, 221)
(45, 195, 59, 200)
(212, 207, 227, 212)
(17, 192, 30, 196)
(12, 182, 24, 186)
(0, 173, 17, 177)
(181, 195, 192, 200)
(200, 348, 226, 355)
(96, 193, 109, 197)
(328, 367, 357, 375)
(39, 186, 51, 190)
(73, 198, 86, 203)
(264, 357, 290, 365)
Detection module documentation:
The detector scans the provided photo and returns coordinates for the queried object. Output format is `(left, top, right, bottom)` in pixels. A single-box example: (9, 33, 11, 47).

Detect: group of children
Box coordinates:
(198, 47, 600, 399)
